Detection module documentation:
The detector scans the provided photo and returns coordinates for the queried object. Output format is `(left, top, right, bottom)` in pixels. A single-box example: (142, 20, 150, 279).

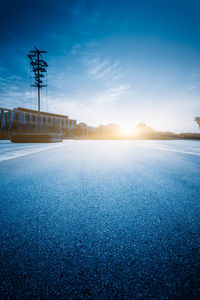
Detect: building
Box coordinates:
(0, 107, 77, 138)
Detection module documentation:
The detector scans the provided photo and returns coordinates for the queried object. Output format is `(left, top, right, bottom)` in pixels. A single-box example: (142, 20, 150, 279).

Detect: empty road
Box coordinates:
(0, 140, 200, 299)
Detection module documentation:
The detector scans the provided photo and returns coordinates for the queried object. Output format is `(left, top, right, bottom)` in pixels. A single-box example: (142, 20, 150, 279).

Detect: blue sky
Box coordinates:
(0, 0, 200, 132)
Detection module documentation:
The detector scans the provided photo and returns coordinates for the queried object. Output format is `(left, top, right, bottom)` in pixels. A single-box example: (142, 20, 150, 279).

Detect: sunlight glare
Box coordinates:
(120, 126, 133, 136)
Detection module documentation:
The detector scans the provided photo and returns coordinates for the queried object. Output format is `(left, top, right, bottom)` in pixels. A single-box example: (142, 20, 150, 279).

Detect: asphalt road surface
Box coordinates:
(0, 140, 200, 299)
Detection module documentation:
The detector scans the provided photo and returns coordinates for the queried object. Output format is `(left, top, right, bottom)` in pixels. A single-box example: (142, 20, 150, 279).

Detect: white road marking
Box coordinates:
(0, 142, 72, 162)
(138, 145, 200, 156)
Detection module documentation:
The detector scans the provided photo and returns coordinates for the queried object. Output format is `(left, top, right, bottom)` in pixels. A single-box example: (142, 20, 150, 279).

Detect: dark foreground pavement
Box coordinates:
(0, 141, 200, 299)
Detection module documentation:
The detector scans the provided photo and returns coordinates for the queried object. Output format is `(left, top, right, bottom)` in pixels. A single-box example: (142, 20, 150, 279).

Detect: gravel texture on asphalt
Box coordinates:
(0, 140, 200, 299)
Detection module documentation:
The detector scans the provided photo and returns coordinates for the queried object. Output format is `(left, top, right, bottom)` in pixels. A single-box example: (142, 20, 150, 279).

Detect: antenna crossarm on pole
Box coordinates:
(28, 47, 48, 112)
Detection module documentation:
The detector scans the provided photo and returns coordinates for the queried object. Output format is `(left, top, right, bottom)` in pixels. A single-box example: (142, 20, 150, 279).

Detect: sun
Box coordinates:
(120, 126, 133, 136)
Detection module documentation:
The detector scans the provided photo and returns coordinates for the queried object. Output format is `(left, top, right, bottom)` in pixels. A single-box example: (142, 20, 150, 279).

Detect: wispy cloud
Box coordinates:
(94, 84, 130, 105)
(87, 56, 122, 83)
(71, 43, 81, 55)
(83, 53, 131, 107)
(88, 58, 109, 75)
(49, 71, 71, 90)
(0, 90, 32, 109)
(0, 75, 22, 88)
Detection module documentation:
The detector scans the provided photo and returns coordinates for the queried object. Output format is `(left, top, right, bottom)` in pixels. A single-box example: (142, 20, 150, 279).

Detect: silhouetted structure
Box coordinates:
(28, 47, 48, 112)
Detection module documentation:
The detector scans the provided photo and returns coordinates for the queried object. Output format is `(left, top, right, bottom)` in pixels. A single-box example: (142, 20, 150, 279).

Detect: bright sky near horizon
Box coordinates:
(0, 0, 200, 132)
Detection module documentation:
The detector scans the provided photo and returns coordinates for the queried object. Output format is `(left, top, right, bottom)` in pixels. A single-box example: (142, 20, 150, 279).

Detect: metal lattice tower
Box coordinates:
(28, 47, 48, 113)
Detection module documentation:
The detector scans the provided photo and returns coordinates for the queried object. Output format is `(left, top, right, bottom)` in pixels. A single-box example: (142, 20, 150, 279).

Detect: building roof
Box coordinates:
(15, 107, 68, 119)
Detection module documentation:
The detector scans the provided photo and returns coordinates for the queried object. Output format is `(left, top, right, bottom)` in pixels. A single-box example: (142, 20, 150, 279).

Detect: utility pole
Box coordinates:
(28, 47, 48, 113)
